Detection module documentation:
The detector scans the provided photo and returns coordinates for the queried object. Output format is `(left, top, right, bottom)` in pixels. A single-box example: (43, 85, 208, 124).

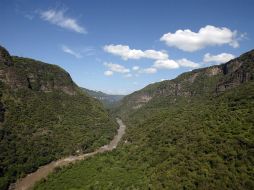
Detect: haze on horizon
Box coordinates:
(0, 0, 253, 95)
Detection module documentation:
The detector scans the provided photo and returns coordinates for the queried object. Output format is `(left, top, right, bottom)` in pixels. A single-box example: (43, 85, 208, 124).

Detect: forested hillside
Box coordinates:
(35, 50, 254, 190)
(81, 88, 124, 108)
(0, 46, 117, 189)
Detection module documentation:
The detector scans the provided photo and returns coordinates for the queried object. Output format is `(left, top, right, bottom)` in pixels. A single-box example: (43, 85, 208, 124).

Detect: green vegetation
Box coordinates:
(34, 82, 254, 190)
(82, 88, 124, 108)
(0, 47, 117, 190)
(35, 50, 254, 189)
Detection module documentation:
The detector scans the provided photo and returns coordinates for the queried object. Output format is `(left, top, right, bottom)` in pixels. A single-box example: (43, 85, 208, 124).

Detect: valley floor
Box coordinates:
(11, 119, 126, 190)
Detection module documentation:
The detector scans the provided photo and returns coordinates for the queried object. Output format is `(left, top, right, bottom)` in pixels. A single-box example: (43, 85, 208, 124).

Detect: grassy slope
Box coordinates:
(34, 81, 254, 190)
(0, 56, 118, 189)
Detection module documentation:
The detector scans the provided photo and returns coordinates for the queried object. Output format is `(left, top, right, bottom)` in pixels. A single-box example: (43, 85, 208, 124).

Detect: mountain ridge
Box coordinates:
(34, 49, 254, 189)
(115, 49, 254, 116)
(0, 46, 78, 95)
(0, 45, 117, 190)
(81, 87, 124, 108)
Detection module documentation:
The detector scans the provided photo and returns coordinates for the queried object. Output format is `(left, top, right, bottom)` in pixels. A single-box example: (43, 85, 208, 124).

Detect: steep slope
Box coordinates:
(115, 50, 254, 117)
(81, 88, 124, 108)
(0, 46, 117, 189)
(35, 50, 254, 189)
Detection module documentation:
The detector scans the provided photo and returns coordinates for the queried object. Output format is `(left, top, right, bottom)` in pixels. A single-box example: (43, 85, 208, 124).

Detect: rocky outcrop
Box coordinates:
(15, 61, 78, 95)
(0, 46, 15, 86)
(0, 46, 13, 67)
(0, 46, 78, 95)
(216, 50, 254, 92)
(0, 45, 119, 190)
(206, 67, 223, 76)
(130, 95, 152, 109)
(118, 49, 254, 113)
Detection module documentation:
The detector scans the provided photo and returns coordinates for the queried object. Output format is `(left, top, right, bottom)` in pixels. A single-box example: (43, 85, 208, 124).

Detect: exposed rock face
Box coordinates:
(19, 60, 77, 95)
(0, 46, 80, 123)
(0, 45, 118, 190)
(0, 46, 15, 86)
(0, 46, 78, 95)
(187, 73, 199, 83)
(130, 95, 152, 109)
(216, 51, 254, 92)
(118, 49, 254, 113)
(207, 67, 222, 76)
(0, 46, 13, 67)
(138, 95, 152, 103)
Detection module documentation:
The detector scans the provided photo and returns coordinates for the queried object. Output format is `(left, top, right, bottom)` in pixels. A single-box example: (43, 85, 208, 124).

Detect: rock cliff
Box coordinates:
(116, 49, 254, 115)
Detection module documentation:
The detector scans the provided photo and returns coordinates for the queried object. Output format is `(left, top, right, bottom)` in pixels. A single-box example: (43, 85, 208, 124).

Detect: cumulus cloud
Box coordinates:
(104, 62, 130, 74)
(160, 25, 239, 52)
(61, 45, 82, 58)
(40, 9, 86, 34)
(103, 44, 168, 60)
(104, 44, 200, 76)
(153, 59, 179, 69)
(104, 70, 113, 76)
(203, 53, 235, 64)
(104, 45, 143, 60)
(177, 58, 200, 68)
(144, 50, 168, 60)
(104, 44, 199, 71)
(153, 58, 199, 70)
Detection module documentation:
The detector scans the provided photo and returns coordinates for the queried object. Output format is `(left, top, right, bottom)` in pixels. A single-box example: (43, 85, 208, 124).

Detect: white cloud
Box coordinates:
(104, 62, 130, 73)
(141, 67, 157, 74)
(61, 45, 82, 58)
(177, 58, 200, 68)
(153, 58, 199, 69)
(143, 50, 168, 60)
(40, 9, 86, 34)
(104, 70, 113, 76)
(103, 44, 168, 60)
(203, 53, 235, 64)
(132, 66, 140, 71)
(103, 44, 199, 71)
(160, 25, 239, 52)
(104, 45, 143, 60)
(153, 59, 179, 69)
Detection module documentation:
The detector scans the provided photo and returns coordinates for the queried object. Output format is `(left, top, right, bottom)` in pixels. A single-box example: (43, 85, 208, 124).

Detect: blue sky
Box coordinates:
(0, 0, 253, 94)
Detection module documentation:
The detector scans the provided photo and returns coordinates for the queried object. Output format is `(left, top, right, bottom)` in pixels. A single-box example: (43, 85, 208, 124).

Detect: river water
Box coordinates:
(11, 118, 126, 190)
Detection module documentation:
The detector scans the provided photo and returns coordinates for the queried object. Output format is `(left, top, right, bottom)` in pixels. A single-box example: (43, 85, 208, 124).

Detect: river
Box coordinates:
(11, 118, 126, 190)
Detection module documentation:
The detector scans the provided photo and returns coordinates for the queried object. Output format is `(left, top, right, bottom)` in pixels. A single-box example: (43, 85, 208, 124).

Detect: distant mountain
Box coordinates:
(36, 49, 254, 189)
(0, 45, 117, 190)
(81, 88, 124, 108)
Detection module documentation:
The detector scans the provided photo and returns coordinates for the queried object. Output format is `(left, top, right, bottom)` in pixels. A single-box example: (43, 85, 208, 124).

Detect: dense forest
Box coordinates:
(0, 46, 118, 189)
(35, 50, 254, 189)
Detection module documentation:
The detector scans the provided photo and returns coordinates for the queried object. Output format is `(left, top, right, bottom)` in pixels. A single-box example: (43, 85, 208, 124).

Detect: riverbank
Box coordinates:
(11, 118, 126, 190)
